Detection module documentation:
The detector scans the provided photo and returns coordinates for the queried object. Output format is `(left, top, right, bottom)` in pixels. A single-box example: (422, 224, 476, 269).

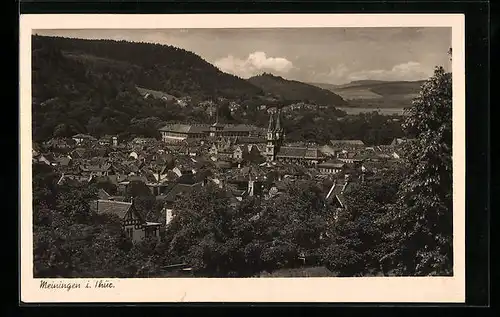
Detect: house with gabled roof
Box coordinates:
(55, 155, 72, 168)
(37, 153, 58, 166)
(91, 199, 161, 243)
(72, 133, 97, 145)
(232, 144, 249, 161)
(57, 173, 91, 186)
(79, 162, 112, 177)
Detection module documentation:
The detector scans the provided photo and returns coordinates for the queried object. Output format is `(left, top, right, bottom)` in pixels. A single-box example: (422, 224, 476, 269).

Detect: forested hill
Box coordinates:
(33, 35, 263, 99)
(247, 73, 347, 107)
(31, 35, 264, 141)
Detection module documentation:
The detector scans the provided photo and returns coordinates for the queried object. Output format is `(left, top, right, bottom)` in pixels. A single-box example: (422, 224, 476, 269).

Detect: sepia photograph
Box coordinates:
(20, 14, 465, 303)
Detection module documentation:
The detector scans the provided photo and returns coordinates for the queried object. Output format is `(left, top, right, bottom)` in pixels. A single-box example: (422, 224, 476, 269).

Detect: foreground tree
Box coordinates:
(384, 66, 453, 276)
(321, 167, 405, 276)
(259, 181, 331, 271)
(165, 184, 252, 277)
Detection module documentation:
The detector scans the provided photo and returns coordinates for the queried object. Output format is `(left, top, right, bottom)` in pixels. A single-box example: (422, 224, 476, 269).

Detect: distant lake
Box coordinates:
(337, 107, 406, 116)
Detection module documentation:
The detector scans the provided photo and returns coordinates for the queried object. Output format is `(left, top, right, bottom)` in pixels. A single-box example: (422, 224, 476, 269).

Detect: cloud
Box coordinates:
(347, 61, 433, 82)
(311, 64, 350, 84)
(214, 51, 294, 78)
(312, 61, 434, 84)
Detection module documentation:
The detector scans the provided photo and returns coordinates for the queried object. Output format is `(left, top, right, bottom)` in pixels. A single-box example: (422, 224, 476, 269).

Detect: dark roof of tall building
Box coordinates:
(276, 146, 325, 159)
(159, 123, 260, 134)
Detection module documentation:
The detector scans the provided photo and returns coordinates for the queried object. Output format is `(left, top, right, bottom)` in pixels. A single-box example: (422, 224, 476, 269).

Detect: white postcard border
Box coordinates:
(20, 13, 466, 303)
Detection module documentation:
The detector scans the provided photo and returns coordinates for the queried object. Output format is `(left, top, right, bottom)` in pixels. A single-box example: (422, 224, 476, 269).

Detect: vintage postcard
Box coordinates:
(20, 14, 465, 303)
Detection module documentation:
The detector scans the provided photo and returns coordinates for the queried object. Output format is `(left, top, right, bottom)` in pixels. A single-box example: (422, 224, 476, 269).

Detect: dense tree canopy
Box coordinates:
(163, 181, 334, 277)
(384, 67, 453, 276)
(321, 167, 405, 276)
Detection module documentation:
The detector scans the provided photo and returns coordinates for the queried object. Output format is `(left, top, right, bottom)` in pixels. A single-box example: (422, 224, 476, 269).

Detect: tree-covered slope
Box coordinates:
(34, 35, 263, 99)
(31, 35, 264, 141)
(248, 73, 347, 106)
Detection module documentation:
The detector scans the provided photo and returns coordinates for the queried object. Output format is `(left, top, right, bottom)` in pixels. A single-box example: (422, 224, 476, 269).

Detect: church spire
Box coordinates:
(275, 109, 282, 132)
(267, 111, 275, 131)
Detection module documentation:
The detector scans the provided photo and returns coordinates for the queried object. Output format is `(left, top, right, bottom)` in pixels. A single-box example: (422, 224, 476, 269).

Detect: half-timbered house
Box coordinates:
(91, 199, 161, 243)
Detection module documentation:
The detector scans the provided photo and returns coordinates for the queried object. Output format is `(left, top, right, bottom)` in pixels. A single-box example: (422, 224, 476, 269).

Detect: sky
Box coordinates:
(35, 27, 452, 85)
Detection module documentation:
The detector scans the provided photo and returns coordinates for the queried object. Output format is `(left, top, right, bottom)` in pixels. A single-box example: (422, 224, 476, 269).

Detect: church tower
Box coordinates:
(266, 111, 276, 162)
(266, 109, 285, 162)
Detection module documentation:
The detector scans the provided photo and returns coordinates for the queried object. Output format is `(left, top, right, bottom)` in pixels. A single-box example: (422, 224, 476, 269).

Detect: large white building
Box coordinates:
(159, 121, 265, 142)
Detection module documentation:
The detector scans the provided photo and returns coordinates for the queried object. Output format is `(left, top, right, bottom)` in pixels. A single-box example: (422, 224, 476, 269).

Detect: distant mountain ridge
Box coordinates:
(248, 73, 347, 106)
(308, 79, 426, 108)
